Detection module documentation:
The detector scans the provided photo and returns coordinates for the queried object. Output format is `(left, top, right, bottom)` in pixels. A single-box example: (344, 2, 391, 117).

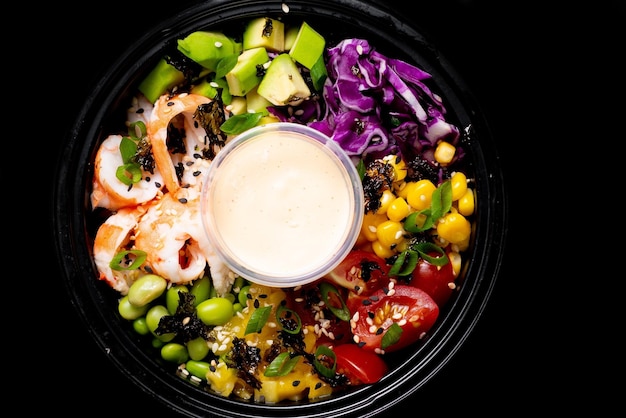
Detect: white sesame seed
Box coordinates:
(214, 41, 223, 48)
(281, 3, 289, 13)
(369, 325, 377, 333)
(356, 44, 364, 55)
(387, 288, 396, 296)
(368, 225, 377, 233)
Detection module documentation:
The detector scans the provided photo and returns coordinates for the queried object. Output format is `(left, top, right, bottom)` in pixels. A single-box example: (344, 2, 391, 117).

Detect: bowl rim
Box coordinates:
(51, 1, 508, 416)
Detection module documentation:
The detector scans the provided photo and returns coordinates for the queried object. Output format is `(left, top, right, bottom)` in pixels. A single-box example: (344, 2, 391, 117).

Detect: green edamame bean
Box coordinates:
(146, 305, 175, 342)
(232, 276, 247, 293)
(233, 302, 243, 314)
(161, 342, 189, 363)
(185, 360, 210, 381)
(186, 336, 210, 361)
(128, 274, 167, 307)
(191, 276, 211, 306)
(166, 285, 189, 314)
(237, 285, 251, 306)
(132, 317, 150, 335)
(196, 297, 234, 326)
(118, 295, 149, 320)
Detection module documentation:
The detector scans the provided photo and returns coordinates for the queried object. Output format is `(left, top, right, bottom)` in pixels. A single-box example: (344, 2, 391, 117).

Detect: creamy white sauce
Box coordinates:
(205, 130, 357, 283)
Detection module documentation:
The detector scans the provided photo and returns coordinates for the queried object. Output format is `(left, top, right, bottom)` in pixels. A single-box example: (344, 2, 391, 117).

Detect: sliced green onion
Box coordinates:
(415, 242, 449, 266)
(215, 55, 238, 79)
(319, 282, 350, 321)
(119, 136, 138, 162)
(430, 180, 452, 219)
(381, 322, 402, 350)
(388, 250, 419, 277)
(264, 352, 301, 377)
(109, 250, 147, 271)
(245, 305, 272, 335)
(404, 210, 434, 233)
(220, 112, 264, 134)
(276, 305, 302, 334)
(313, 345, 336, 378)
(115, 163, 142, 186)
(128, 121, 147, 141)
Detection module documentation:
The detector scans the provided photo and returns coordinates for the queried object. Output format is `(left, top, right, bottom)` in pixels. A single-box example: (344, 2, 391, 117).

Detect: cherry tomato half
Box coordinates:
(284, 281, 353, 346)
(332, 343, 389, 384)
(327, 250, 392, 313)
(351, 284, 439, 353)
(409, 253, 457, 306)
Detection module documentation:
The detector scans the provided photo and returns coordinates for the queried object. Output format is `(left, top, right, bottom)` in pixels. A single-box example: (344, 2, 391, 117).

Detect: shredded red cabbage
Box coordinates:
(269, 38, 461, 164)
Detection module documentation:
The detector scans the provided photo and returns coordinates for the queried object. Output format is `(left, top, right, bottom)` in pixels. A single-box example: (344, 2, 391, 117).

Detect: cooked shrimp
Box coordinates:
(93, 205, 146, 295)
(91, 134, 165, 211)
(133, 191, 210, 284)
(147, 93, 212, 194)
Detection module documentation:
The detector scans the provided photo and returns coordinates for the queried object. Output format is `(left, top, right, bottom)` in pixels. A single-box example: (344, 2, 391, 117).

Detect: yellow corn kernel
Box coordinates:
(407, 179, 436, 210)
(383, 154, 407, 182)
(387, 196, 410, 221)
(436, 212, 471, 244)
(458, 187, 475, 216)
(376, 189, 395, 215)
(434, 141, 456, 165)
(395, 181, 415, 199)
(450, 171, 468, 201)
(376, 220, 405, 248)
(448, 251, 462, 277)
(361, 212, 388, 241)
(372, 240, 395, 258)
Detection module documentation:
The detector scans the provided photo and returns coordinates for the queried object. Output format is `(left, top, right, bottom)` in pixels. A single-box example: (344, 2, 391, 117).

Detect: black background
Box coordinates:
(19, 0, 623, 415)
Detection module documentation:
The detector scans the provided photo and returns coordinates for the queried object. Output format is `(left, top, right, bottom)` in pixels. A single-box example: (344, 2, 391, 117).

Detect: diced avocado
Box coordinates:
(257, 53, 311, 106)
(309, 53, 328, 92)
(288, 22, 325, 69)
(227, 96, 248, 115)
(257, 115, 280, 126)
(284, 26, 299, 51)
(225, 47, 270, 97)
(138, 58, 186, 103)
(177, 31, 242, 71)
(245, 86, 272, 116)
(242, 17, 285, 52)
(191, 77, 232, 104)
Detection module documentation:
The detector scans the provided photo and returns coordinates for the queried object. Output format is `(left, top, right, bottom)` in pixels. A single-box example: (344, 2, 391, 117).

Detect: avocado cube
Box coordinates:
(284, 26, 299, 51)
(288, 22, 325, 69)
(225, 47, 270, 97)
(257, 53, 311, 106)
(245, 86, 272, 116)
(138, 58, 185, 103)
(177, 31, 242, 71)
(191, 77, 232, 104)
(243, 17, 285, 52)
(309, 53, 328, 92)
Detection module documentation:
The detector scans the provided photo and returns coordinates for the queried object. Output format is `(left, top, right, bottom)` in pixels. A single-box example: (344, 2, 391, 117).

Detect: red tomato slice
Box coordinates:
(351, 284, 439, 353)
(327, 250, 392, 313)
(409, 253, 456, 306)
(284, 281, 353, 346)
(332, 343, 389, 384)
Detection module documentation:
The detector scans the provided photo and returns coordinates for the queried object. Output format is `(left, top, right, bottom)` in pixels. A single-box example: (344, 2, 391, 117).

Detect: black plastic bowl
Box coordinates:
(52, 1, 507, 416)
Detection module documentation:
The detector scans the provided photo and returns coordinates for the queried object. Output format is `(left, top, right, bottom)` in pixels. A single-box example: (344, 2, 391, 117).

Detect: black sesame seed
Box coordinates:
(209, 365, 216, 372)
(155, 182, 162, 188)
(362, 299, 371, 306)
(383, 287, 389, 294)
(145, 176, 151, 182)
(193, 171, 201, 176)
(315, 382, 322, 390)
(369, 295, 379, 301)
(137, 108, 145, 114)
(167, 101, 175, 106)
(193, 153, 202, 159)
(179, 198, 188, 204)
(259, 294, 268, 298)
(254, 299, 260, 308)
(292, 380, 300, 387)
(357, 341, 366, 348)
(375, 327, 383, 335)
(186, 161, 194, 166)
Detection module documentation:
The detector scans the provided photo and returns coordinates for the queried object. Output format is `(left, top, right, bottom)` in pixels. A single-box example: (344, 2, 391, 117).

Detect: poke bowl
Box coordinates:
(52, 0, 507, 416)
